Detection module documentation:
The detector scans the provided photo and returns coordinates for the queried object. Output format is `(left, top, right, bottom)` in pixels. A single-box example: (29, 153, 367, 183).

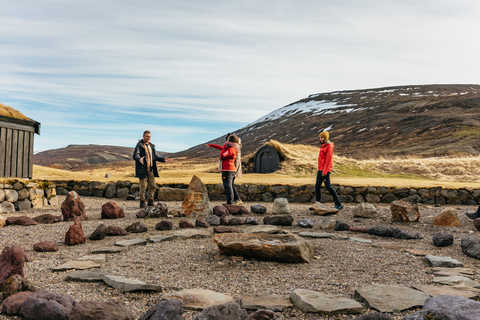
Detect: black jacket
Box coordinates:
(133, 140, 165, 178)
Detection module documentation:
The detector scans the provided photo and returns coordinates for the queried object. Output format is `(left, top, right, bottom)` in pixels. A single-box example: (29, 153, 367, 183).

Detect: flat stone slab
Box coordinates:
(412, 284, 479, 300)
(348, 237, 372, 244)
(114, 238, 147, 247)
(354, 284, 429, 312)
(298, 232, 335, 239)
(405, 248, 430, 256)
(102, 275, 162, 292)
(52, 260, 101, 272)
(425, 255, 464, 268)
(64, 270, 111, 282)
(148, 235, 177, 243)
(244, 225, 284, 234)
(240, 294, 293, 311)
(163, 288, 234, 311)
(433, 267, 474, 278)
(171, 229, 212, 238)
(92, 246, 128, 254)
(290, 289, 363, 315)
(370, 242, 407, 250)
(77, 254, 106, 262)
(432, 275, 480, 290)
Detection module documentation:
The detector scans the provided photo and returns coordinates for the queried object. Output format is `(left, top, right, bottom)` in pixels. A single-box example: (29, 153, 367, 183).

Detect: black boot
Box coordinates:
(466, 206, 480, 220)
(140, 200, 147, 208)
(147, 199, 154, 207)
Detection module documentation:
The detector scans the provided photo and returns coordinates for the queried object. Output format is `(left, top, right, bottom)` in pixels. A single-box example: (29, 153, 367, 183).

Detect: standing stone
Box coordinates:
(65, 220, 86, 246)
(272, 198, 290, 214)
(353, 203, 378, 219)
(432, 233, 454, 247)
(69, 300, 134, 320)
(89, 224, 108, 240)
(101, 201, 125, 219)
(195, 300, 248, 320)
(0, 245, 30, 286)
(181, 175, 211, 217)
(433, 208, 461, 227)
(290, 289, 363, 315)
(61, 191, 87, 221)
(461, 236, 480, 260)
(390, 200, 420, 222)
(138, 299, 184, 320)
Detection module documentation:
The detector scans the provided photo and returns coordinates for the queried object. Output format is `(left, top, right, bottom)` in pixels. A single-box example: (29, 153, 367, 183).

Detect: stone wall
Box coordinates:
(0, 181, 58, 213)
(48, 180, 480, 205)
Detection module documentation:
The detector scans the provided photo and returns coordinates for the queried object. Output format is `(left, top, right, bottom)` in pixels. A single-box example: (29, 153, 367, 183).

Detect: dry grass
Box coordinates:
(0, 103, 30, 120)
(26, 140, 480, 189)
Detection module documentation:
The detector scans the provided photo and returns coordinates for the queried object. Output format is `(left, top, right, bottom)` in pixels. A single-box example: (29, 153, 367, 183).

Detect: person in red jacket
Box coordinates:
(207, 133, 243, 205)
(315, 131, 343, 210)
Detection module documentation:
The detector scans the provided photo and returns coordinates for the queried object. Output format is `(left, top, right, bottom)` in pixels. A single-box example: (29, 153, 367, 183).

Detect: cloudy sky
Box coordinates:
(1, 0, 479, 153)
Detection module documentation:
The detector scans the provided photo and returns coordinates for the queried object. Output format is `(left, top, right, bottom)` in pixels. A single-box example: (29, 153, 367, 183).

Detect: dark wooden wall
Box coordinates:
(0, 121, 35, 178)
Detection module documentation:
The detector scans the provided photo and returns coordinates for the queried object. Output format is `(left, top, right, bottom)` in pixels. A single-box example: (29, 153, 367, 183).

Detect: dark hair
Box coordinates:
(228, 134, 240, 143)
(225, 132, 231, 141)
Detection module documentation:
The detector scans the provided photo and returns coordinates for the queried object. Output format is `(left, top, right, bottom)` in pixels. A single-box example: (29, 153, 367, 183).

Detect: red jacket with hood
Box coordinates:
(318, 141, 334, 174)
(207, 142, 238, 171)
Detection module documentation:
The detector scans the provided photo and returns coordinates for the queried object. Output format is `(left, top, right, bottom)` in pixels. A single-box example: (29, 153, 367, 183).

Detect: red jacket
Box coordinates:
(208, 143, 238, 171)
(318, 141, 334, 174)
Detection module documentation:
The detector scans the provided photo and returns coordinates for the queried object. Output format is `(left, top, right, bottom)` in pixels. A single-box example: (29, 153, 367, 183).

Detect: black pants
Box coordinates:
(315, 171, 341, 206)
(222, 171, 240, 204)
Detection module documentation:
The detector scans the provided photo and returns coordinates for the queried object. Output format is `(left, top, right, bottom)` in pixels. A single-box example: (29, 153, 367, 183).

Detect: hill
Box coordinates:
(176, 84, 480, 159)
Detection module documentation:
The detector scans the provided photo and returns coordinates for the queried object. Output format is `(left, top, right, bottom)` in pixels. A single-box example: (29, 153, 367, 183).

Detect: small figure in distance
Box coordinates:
(133, 130, 172, 208)
(206, 133, 243, 205)
(315, 130, 343, 210)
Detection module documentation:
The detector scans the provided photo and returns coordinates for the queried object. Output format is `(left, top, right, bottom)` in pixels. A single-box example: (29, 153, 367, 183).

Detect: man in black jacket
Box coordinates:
(133, 130, 172, 208)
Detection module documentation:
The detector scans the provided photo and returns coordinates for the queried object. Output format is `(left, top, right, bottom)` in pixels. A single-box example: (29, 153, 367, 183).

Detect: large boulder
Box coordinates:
(390, 200, 420, 222)
(101, 201, 125, 219)
(138, 299, 184, 320)
(65, 220, 86, 246)
(61, 191, 87, 221)
(214, 233, 314, 263)
(20, 290, 76, 320)
(69, 300, 134, 320)
(181, 175, 211, 217)
(433, 208, 461, 227)
(0, 245, 30, 286)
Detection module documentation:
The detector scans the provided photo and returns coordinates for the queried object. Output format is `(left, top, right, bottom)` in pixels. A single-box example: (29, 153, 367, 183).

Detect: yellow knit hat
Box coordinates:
(319, 131, 329, 140)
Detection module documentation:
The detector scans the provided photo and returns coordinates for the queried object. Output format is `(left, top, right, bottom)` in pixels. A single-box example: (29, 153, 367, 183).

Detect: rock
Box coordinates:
(52, 260, 101, 271)
(432, 275, 480, 290)
(15, 199, 31, 211)
(418, 295, 480, 320)
(412, 284, 480, 300)
(69, 300, 134, 320)
(104, 182, 117, 198)
(138, 299, 184, 320)
(432, 232, 454, 247)
(125, 221, 148, 233)
(351, 314, 393, 320)
(89, 224, 108, 240)
(114, 238, 147, 247)
(400, 309, 451, 320)
(157, 187, 188, 202)
(240, 294, 293, 311)
(224, 204, 248, 215)
(251, 205, 267, 214)
(61, 191, 87, 221)
(433, 208, 461, 227)
(4, 189, 18, 202)
(148, 235, 177, 243)
(214, 227, 242, 234)
(0, 245, 30, 286)
(244, 217, 260, 225)
(206, 215, 220, 226)
(20, 290, 75, 320)
(298, 232, 335, 239)
(106, 226, 128, 236)
(1, 274, 37, 299)
(334, 221, 350, 231)
(390, 200, 420, 222)
(77, 254, 106, 262)
(179, 219, 195, 228)
(101, 201, 125, 219)
(220, 216, 229, 225)
(172, 229, 212, 238)
(163, 288, 234, 311)
(214, 233, 314, 263)
(228, 217, 245, 225)
(5, 216, 38, 226)
(298, 219, 314, 228)
(181, 175, 211, 217)
(156, 220, 173, 231)
(33, 214, 62, 224)
(353, 203, 378, 219)
(195, 218, 210, 228)
(247, 309, 285, 320)
(391, 228, 418, 240)
(33, 241, 59, 252)
(65, 270, 110, 282)
(0, 201, 15, 213)
(1, 291, 35, 316)
(263, 215, 293, 226)
(425, 255, 463, 268)
(91, 246, 128, 254)
(213, 205, 229, 217)
(309, 202, 338, 216)
(474, 218, 480, 231)
(195, 300, 248, 320)
(354, 284, 429, 312)
(102, 275, 162, 292)
(432, 266, 474, 277)
(0, 214, 5, 228)
(244, 225, 283, 234)
(272, 198, 290, 214)
(290, 289, 363, 315)
(349, 227, 370, 233)
(136, 202, 169, 218)
(461, 236, 480, 260)
(65, 220, 86, 246)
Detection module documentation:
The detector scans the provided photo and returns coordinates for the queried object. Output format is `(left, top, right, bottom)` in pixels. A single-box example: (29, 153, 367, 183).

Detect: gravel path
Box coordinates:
(1, 196, 480, 319)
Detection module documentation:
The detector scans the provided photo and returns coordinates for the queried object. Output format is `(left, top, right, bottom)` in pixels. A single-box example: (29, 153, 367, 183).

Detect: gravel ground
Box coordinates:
(1, 196, 480, 320)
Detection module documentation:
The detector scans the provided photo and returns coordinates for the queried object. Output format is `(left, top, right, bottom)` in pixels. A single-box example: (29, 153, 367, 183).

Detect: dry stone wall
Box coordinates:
(0, 181, 58, 213)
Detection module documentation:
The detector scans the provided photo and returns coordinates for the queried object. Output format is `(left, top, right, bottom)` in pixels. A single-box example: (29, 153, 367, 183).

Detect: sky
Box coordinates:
(1, 0, 479, 153)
